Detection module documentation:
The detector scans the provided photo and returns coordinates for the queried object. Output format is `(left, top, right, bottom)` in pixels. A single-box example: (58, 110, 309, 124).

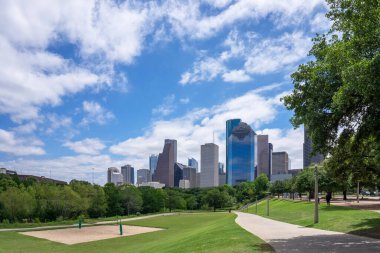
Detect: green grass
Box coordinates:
(0, 213, 274, 253)
(246, 198, 380, 239)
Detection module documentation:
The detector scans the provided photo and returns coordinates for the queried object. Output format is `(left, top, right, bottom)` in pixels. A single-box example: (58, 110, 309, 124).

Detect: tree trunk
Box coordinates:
(343, 190, 347, 200)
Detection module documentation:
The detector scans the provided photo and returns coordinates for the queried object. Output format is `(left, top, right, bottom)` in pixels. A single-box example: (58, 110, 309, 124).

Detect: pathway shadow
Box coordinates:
(347, 218, 380, 239)
(269, 234, 380, 253)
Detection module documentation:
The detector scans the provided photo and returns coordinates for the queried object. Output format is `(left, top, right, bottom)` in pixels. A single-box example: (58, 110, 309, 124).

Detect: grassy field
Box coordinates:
(246, 198, 380, 239)
(0, 213, 274, 253)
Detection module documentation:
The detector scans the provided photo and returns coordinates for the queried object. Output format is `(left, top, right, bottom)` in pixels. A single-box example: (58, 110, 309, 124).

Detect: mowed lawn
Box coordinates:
(0, 213, 274, 253)
(247, 199, 380, 239)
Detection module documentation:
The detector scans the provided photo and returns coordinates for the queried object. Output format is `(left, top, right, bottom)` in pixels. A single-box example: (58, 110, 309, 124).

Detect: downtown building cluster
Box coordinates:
(107, 118, 323, 188)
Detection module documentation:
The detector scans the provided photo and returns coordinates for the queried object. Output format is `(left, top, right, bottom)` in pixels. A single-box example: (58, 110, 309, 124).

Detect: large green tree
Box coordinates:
(283, 0, 380, 176)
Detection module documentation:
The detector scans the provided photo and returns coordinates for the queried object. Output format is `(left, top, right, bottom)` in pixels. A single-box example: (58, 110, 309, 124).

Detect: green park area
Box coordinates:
(0, 213, 274, 253)
(246, 199, 380, 239)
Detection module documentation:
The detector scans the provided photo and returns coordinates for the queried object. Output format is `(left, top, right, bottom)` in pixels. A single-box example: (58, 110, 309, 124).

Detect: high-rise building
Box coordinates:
(137, 169, 151, 185)
(183, 165, 197, 188)
(153, 139, 177, 187)
(272, 152, 289, 175)
(188, 158, 199, 172)
(107, 167, 123, 185)
(218, 162, 224, 174)
(226, 120, 257, 185)
(121, 165, 135, 185)
(196, 172, 201, 188)
(269, 143, 273, 175)
(200, 143, 219, 187)
(257, 135, 270, 179)
(303, 127, 324, 168)
(174, 162, 184, 187)
(149, 154, 159, 175)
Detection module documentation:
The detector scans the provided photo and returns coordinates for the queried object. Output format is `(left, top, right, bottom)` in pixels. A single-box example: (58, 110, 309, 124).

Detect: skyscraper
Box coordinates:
(226, 120, 257, 185)
(137, 169, 151, 185)
(218, 162, 224, 174)
(121, 165, 135, 185)
(107, 167, 123, 185)
(200, 143, 219, 187)
(174, 162, 184, 187)
(303, 127, 324, 168)
(149, 154, 158, 175)
(272, 152, 289, 175)
(153, 139, 177, 187)
(218, 162, 226, 186)
(183, 166, 197, 188)
(269, 143, 273, 175)
(257, 135, 270, 179)
(188, 158, 199, 172)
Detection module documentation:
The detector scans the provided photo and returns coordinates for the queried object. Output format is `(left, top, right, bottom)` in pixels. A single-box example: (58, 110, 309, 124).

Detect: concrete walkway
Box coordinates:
(0, 213, 177, 232)
(234, 211, 380, 253)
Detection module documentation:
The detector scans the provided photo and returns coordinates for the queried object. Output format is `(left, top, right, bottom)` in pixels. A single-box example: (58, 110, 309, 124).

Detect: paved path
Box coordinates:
(234, 211, 380, 253)
(0, 213, 177, 232)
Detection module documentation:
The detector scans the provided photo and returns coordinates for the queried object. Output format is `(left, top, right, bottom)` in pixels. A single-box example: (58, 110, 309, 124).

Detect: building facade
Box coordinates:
(226, 120, 257, 185)
(200, 143, 219, 187)
(272, 152, 289, 175)
(107, 167, 123, 185)
(188, 158, 199, 172)
(121, 165, 135, 185)
(257, 135, 271, 179)
(153, 139, 177, 187)
(137, 169, 151, 185)
(303, 127, 324, 168)
(174, 162, 184, 187)
(149, 154, 159, 175)
(183, 166, 197, 188)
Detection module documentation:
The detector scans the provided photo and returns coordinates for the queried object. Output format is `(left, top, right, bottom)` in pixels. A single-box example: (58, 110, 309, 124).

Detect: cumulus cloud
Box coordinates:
(152, 94, 176, 116)
(179, 97, 190, 104)
(63, 138, 106, 155)
(0, 128, 45, 156)
(222, 70, 251, 82)
(80, 101, 114, 126)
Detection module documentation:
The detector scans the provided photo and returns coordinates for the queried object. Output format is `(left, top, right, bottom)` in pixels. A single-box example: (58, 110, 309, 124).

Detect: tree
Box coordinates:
(203, 189, 229, 212)
(103, 183, 123, 216)
(294, 168, 314, 200)
(139, 187, 164, 213)
(0, 187, 36, 222)
(120, 185, 143, 215)
(253, 173, 270, 197)
(270, 180, 286, 198)
(87, 185, 107, 218)
(282, 0, 380, 176)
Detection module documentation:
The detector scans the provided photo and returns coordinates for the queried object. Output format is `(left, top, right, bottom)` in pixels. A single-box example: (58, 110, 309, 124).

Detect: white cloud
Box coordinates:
(80, 101, 114, 126)
(63, 138, 106, 155)
(110, 87, 296, 170)
(152, 94, 176, 116)
(0, 128, 45, 156)
(222, 70, 251, 82)
(180, 30, 312, 84)
(310, 12, 331, 33)
(180, 97, 190, 104)
(0, 154, 126, 185)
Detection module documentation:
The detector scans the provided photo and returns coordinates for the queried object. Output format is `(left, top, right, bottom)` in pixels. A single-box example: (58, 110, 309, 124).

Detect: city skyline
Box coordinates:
(0, 1, 331, 185)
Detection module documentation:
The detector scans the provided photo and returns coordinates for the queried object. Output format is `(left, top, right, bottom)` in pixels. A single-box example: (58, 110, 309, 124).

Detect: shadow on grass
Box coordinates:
(250, 242, 275, 253)
(347, 218, 380, 239)
(268, 234, 380, 253)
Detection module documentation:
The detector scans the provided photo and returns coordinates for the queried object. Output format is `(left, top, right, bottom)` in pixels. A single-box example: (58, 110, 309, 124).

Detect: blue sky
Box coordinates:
(0, 0, 330, 185)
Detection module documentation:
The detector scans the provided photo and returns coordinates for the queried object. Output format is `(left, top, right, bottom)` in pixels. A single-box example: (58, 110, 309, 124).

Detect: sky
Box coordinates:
(0, 0, 331, 185)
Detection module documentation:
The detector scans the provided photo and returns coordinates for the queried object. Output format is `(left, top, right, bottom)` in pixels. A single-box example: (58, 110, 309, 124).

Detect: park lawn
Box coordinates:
(247, 198, 380, 239)
(0, 213, 274, 253)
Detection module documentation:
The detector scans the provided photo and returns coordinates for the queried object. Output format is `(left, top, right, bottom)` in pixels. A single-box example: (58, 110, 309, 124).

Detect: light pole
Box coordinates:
(267, 192, 270, 216)
(357, 181, 360, 203)
(314, 165, 319, 224)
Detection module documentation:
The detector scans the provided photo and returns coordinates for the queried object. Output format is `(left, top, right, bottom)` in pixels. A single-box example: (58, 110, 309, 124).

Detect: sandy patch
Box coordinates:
(20, 225, 163, 245)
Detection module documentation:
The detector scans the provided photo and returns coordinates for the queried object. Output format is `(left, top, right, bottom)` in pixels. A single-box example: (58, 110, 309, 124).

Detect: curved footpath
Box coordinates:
(234, 211, 380, 253)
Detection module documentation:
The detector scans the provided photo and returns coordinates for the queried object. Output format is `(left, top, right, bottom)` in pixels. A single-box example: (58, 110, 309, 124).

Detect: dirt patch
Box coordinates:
(20, 225, 163, 245)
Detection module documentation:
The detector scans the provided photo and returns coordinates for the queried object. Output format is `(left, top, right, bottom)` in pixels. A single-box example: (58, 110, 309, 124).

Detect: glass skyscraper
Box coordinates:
(226, 119, 257, 185)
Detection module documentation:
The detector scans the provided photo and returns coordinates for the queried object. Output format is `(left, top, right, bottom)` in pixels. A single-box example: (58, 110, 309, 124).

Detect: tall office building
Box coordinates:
(257, 135, 271, 179)
(218, 162, 226, 186)
(149, 154, 159, 175)
(188, 158, 199, 172)
(174, 162, 184, 187)
(107, 167, 123, 185)
(121, 165, 135, 185)
(200, 143, 219, 187)
(218, 162, 224, 174)
(183, 166, 197, 188)
(137, 169, 151, 185)
(226, 120, 257, 185)
(272, 152, 289, 175)
(303, 127, 324, 168)
(269, 143, 273, 175)
(153, 139, 177, 187)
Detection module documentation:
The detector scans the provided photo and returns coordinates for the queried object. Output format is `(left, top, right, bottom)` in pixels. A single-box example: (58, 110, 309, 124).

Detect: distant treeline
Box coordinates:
(1, 165, 378, 223)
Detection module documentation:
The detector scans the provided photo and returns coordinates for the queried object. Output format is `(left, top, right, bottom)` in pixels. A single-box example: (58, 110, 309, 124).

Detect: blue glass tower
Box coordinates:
(226, 119, 257, 185)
